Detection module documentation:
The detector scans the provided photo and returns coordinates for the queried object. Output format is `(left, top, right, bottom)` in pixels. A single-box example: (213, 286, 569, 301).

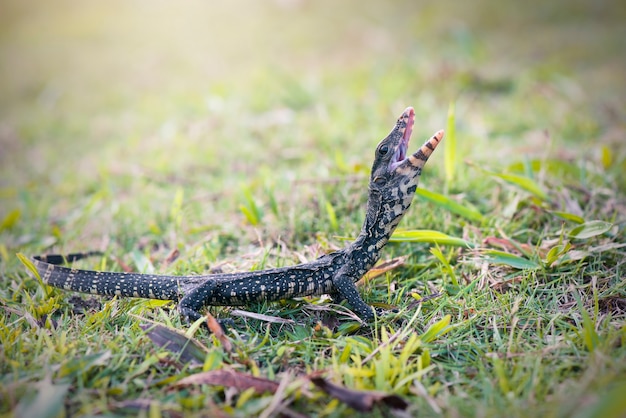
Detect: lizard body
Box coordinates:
(31, 107, 443, 322)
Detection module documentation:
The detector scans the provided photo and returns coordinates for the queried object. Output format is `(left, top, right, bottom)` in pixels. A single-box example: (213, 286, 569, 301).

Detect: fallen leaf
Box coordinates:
(176, 369, 279, 394)
(140, 322, 209, 365)
(309, 375, 408, 412)
(205, 312, 232, 352)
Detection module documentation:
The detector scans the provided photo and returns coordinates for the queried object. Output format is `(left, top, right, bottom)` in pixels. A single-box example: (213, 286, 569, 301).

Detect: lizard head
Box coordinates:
(351, 107, 444, 266)
(369, 107, 444, 196)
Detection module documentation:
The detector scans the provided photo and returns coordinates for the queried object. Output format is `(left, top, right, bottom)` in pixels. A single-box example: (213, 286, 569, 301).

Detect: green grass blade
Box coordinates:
(547, 210, 585, 224)
(600, 145, 613, 169)
(487, 171, 549, 202)
(170, 188, 184, 229)
(0, 208, 20, 231)
(414, 188, 484, 223)
(579, 306, 600, 352)
(239, 186, 262, 225)
(239, 205, 259, 225)
(573, 292, 600, 353)
(390, 230, 475, 248)
(543, 242, 572, 267)
(491, 357, 511, 394)
(444, 101, 457, 188)
(430, 246, 459, 287)
(568, 220, 613, 240)
(420, 314, 452, 343)
(17, 252, 56, 299)
(483, 249, 540, 270)
(324, 200, 338, 231)
(17, 252, 41, 282)
(267, 186, 279, 217)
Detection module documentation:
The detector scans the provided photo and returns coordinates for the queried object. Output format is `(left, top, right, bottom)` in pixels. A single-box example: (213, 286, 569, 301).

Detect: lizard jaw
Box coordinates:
(390, 107, 415, 171)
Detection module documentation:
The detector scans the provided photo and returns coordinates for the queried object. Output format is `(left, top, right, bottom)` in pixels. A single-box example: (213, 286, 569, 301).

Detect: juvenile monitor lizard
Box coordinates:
(30, 107, 443, 323)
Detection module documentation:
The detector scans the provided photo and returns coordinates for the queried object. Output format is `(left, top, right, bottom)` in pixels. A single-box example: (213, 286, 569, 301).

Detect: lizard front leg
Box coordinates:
(331, 273, 376, 321)
(177, 280, 218, 323)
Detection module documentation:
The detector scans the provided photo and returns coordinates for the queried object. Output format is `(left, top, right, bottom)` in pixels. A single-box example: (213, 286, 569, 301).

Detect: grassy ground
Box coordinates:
(1, 0, 625, 416)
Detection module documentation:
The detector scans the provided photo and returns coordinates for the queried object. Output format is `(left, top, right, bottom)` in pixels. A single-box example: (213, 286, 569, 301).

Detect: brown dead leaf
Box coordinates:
(310, 375, 408, 412)
(357, 256, 406, 285)
(176, 369, 279, 394)
(205, 312, 233, 352)
(140, 322, 209, 365)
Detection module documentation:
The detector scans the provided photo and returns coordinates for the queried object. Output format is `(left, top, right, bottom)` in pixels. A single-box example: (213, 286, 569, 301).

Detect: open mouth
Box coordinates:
(390, 107, 415, 170)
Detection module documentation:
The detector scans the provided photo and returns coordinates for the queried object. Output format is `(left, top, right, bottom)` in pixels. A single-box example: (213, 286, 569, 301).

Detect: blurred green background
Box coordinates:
(1, 2, 625, 416)
(0, 0, 624, 242)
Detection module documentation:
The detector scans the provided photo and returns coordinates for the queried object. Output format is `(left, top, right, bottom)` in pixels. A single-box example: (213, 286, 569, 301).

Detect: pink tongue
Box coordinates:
(404, 107, 415, 141)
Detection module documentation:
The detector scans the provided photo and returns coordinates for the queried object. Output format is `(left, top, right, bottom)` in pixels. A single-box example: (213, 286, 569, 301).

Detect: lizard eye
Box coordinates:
(373, 176, 386, 186)
(378, 144, 389, 156)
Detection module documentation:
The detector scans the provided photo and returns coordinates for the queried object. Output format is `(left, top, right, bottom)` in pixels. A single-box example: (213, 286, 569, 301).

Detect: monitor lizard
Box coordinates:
(30, 107, 443, 323)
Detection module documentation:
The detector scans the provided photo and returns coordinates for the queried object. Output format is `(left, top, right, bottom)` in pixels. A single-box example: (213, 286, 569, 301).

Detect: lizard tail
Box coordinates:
(32, 254, 185, 301)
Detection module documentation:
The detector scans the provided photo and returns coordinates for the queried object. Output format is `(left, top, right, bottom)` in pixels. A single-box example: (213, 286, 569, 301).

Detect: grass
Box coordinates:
(1, 0, 625, 416)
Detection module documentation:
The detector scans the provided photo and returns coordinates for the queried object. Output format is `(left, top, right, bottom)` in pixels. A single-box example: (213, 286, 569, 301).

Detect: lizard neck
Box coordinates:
(345, 186, 413, 273)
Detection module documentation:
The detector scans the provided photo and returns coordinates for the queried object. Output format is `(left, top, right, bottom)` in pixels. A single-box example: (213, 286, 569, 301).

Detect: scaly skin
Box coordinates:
(31, 107, 443, 323)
